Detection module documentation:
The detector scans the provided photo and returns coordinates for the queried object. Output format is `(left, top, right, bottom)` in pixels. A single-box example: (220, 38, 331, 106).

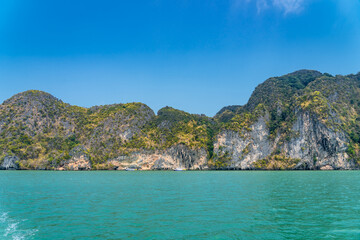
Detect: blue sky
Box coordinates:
(0, 0, 360, 116)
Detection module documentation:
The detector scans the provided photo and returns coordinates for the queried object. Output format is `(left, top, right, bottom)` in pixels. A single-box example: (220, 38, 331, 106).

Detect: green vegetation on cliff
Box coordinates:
(214, 70, 360, 169)
(1, 70, 360, 169)
(0, 92, 217, 168)
(125, 107, 217, 156)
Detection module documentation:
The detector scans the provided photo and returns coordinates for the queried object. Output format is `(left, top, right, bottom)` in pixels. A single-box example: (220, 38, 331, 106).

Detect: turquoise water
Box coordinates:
(1, 171, 360, 239)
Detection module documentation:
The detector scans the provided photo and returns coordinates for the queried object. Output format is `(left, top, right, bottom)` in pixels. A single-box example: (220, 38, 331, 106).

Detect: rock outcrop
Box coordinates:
(0, 156, 19, 170)
(213, 70, 360, 170)
(214, 110, 354, 170)
(57, 146, 91, 170)
(285, 111, 352, 170)
(214, 116, 272, 169)
(108, 145, 207, 170)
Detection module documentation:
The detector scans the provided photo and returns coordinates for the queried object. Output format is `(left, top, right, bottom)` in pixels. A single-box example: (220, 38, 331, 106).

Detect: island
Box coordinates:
(1, 70, 359, 170)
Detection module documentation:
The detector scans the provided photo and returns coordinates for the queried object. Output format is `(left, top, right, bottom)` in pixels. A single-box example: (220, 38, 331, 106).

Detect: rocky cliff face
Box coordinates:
(56, 145, 91, 171)
(107, 144, 207, 170)
(0, 90, 76, 137)
(213, 70, 360, 170)
(214, 116, 272, 169)
(214, 110, 354, 170)
(1, 70, 360, 170)
(0, 156, 19, 170)
(285, 110, 352, 170)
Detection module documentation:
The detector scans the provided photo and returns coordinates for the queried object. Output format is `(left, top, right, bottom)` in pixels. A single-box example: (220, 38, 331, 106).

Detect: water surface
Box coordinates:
(1, 171, 360, 239)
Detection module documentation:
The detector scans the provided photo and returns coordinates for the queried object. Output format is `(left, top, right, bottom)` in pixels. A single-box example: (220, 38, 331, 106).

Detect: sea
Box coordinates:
(0, 171, 360, 239)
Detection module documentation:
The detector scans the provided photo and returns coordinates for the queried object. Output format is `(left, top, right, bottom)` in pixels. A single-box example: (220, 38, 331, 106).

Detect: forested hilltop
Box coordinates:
(1, 70, 360, 170)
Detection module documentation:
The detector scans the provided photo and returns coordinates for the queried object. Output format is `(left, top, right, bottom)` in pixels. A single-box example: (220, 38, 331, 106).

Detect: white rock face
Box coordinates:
(214, 111, 356, 170)
(0, 156, 19, 170)
(285, 111, 352, 169)
(57, 145, 91, 171)
(62, 155, 91, 171)
(214, 116, 272, 169)
(108, 145, 208, 170)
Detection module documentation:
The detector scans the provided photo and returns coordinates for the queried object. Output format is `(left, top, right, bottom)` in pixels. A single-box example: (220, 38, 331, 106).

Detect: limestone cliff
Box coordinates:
(213, 70, 360, 170)
(1, 70, 360, 170)
(0, 156, 19, 170)
(107, 145, 207, 170)
(214, 110, 354, 170)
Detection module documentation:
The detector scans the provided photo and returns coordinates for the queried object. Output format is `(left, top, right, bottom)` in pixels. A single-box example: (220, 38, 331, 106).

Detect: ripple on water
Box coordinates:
(0, 212, 38, 240)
